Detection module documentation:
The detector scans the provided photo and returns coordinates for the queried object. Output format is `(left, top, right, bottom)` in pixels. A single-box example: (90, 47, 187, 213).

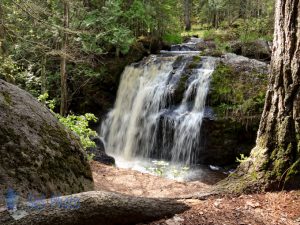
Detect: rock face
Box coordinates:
(221, 53, 269, 74)
(0, 80, 93, 204)
(87, 137, 115, 165)
(200, 53, 269, 165)
(230, 40, 272, 61)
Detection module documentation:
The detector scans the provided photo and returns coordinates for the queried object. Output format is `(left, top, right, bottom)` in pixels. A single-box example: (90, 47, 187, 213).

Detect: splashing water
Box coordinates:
(100, 53, 216, 179)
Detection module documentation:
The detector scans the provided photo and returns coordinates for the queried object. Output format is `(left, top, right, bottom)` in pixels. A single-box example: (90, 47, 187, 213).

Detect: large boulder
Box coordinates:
(0, 80, 93, 204)
(221, 53, 269, 74)
(230, 40, 272, 61)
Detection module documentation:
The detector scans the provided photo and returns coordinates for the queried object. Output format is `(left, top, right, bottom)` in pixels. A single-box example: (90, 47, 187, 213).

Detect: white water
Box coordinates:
(100, 53, 216, 180)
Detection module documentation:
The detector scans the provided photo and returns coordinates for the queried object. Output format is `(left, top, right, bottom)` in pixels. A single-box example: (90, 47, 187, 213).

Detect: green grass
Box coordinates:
(163, 33, 183, 44)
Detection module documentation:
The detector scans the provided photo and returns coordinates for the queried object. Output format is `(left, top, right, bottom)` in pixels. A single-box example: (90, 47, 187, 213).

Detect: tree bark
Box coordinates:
(60, 0, 69, 116)
(227, 0, 300, 191)
(0, 191, 189, 225)
(41, 56, 47, 94)
(184, 0, 191, 31)
(0, 2, 7, 55)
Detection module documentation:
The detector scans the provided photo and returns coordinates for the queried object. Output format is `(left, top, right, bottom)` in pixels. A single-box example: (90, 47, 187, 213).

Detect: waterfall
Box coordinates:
(100, 53, 215, 166)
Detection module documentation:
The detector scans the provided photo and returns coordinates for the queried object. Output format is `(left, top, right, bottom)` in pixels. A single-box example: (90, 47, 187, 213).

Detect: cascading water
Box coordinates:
(100, 50, 216, 179)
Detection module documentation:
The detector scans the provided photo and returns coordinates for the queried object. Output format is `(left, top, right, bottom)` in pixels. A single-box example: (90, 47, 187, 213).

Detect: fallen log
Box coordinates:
(0, 191, 189, 225)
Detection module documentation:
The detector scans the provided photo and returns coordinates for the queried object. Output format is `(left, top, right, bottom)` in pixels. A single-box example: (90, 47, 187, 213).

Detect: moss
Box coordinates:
(286, 159, 300, 179)
(250, 171, 259, 180)
(173, 73, 189, 104)
(1, 91, 12, 105)
(193, 55, 201, 62)
(209, 63, 267, 125)
(39, 123, 92, 180)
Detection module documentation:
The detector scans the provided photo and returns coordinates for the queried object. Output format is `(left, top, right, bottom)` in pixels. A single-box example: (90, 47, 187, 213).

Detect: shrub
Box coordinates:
(38, 93, 98, 159)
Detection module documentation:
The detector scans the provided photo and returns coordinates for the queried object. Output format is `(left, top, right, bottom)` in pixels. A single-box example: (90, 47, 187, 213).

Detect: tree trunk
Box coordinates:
(83, 0, 91, 9)
(0, 191, 189, 225)
(212, 10, 218, 28)
(184, 0, 191, 31)
(0, 2, 6, 55)
(60, 1, 69, 116)
(41, 56, 47, 94)
(227, 0, 300, 191)
(239, 0, 247, 19)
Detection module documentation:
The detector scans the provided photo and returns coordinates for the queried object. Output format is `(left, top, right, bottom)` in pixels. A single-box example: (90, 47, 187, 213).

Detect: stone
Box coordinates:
(199, 54, 269, 166)
(86, 136, 115, 165)
(221, 53, 269, 74)
(230, 40, 272, 61)
(0, 79, 93, 205)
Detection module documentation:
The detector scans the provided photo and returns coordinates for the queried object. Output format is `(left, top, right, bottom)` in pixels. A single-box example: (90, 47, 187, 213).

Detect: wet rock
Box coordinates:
(171, 37, 205, 51)
(230, 40, 272, 61)
(87, 136, 115, 165)
(196, 40, 216, 51)
(221, 53, 269, 74)
(0, 79, 93, 204)
(199, 117, 259, 166)
(200, 54, 269, 166)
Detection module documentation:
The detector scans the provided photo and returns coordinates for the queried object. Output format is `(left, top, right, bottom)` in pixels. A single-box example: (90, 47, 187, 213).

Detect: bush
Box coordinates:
(163, 33, 183, 44)
(58, 113, 98, 150)
(38, 93, 98, 159)
(234, 18, 273, 42)
(0, 56, 41, 96)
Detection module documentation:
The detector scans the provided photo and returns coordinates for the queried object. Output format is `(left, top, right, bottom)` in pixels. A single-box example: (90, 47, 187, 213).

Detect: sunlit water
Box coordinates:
(109, 154, 224, 182)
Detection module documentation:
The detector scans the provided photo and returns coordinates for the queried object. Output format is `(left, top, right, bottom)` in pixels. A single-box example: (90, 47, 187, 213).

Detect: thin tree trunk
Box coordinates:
(226, 0, 300, 191)
(212, 10, 218, 28)
(60, 1, 69, 116)
(184, 0, 191, 31)
(0, 3, 6, 55)
(41, 56, 47, 94)
(83, 0, 91, 8)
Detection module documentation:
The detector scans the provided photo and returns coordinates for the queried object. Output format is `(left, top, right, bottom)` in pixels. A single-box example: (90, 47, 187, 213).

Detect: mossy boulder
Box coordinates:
(230, 40, 272, 61)
(201, 54, 269, 165)
(0, 79, 93, 204)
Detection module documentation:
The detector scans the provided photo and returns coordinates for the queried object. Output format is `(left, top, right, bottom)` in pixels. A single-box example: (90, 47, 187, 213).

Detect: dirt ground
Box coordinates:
(91, 161, 215, 198)
(91, 162, 300, 225)
(147, 192, 300, 225)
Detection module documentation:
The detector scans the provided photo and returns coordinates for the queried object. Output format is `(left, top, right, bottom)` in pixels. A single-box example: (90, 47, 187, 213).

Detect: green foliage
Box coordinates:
(0, 0, 182, 107)
(81, 0, 135, 55)
(146, 160, 169, 176)
(199, 29, 235, 53)
(186, 0, 274, 45)
(38, 92, 56, 111)
(0, 56, 20, 83)
(87, 153, 96, 162)
(235, 18, 274, 42)
(38, 93, 98, 157)
(163, 33, 183, 44)
(146, 160, 190, 179)
(58, 113, 98, 150)
(0, 56, 41, 96)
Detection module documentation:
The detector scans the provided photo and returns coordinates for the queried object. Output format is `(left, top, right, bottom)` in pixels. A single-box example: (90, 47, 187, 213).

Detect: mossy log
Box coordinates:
(0, 191, 189, 225)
